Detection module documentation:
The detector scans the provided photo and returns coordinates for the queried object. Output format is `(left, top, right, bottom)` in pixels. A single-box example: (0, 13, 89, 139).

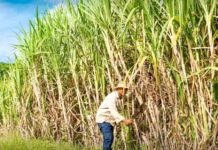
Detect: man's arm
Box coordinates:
(108, 99, 133, 125)
(108, 99, 125, 123)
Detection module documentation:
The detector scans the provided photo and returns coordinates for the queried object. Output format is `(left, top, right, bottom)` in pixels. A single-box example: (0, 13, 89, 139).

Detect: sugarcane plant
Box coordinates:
(0, 0, 217, 149)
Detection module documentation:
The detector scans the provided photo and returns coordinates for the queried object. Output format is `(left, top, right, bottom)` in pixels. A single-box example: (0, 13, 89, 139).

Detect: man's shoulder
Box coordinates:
(106, 91, 116, 97)
(105, 91, 117, 100)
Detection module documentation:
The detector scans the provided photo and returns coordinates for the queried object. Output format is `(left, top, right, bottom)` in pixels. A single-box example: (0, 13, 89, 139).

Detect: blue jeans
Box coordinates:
(98, 122, 114, 150)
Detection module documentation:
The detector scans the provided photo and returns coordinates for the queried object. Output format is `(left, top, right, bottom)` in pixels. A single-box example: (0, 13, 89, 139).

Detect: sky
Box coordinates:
(0, 0, 63, 62)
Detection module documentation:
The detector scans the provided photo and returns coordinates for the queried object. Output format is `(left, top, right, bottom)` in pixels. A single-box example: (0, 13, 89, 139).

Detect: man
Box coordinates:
(96, 83, 133, 150)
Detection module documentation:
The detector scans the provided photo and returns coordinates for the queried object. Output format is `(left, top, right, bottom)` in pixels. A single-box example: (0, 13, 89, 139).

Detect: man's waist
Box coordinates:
(96, 117, 116, 125)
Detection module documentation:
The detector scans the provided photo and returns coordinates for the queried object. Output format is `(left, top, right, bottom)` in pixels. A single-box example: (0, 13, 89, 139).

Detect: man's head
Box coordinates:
(115, 83, 128, 98)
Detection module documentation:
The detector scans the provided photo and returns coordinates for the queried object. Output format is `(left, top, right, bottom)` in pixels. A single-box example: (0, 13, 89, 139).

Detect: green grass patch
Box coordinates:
(0, 135, 99, 150)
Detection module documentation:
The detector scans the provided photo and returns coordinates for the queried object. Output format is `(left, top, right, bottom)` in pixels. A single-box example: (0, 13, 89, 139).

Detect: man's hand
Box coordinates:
(123, 119, 133, 126)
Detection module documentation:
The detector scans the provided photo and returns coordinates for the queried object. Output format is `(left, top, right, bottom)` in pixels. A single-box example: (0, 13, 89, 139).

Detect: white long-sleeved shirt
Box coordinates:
(96, 91, 125, 126)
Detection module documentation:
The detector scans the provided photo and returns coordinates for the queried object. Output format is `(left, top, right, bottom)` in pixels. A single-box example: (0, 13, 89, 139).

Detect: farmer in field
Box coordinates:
(96, 83, 133, 150)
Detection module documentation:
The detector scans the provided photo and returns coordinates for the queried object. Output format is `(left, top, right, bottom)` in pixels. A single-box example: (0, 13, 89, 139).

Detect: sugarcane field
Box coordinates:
(0, 0, 218, 149)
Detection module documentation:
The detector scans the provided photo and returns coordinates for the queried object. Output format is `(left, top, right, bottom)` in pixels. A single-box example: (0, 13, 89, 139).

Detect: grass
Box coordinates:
(0, 134, 147, 150)
(0, 135, 99, 150)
